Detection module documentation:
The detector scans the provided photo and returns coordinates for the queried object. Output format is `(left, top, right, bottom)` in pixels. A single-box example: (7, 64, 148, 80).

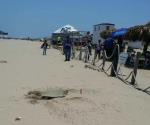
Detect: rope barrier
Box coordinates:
(104, 44, 120, 60)
(53, 44, 150, 96)
(117, 66, 125, 79)
(83, 44, 150, 96)
(131, 71, 138, 85)
(124, 71, 133, 81)
(98, 62, 104, 68)
(104, 63, 113, 73)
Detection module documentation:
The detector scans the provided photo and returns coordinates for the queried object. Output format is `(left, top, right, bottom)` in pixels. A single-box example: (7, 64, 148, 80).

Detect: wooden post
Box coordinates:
(110, 45, 119, 77)
(93, 50, 96, 65)
(102, 49, 106, 70)
(79, 48, 82, 60)
(84, 47, 88, 63)
(71, 46, 75, 59)
(131, 52, 140, 85)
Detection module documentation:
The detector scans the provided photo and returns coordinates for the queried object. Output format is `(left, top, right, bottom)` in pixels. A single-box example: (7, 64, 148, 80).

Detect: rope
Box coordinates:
(144, 86, 150, 91)
(131, 71, 138, 85)
(98, 61, 104, 68)
(104, 44, 120, 60)
(65, 44, 150, 96)
(117, 66, 125, 79)
(92, 58, 101, 65)
(105, 63, 113, 72)
(124, 71, 133, 81)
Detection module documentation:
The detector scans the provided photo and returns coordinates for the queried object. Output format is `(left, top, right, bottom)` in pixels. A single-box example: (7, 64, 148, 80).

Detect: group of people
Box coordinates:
(40, 32, 125, 63)
(40, 36, 73, 61)
(62, 32, 93, 62)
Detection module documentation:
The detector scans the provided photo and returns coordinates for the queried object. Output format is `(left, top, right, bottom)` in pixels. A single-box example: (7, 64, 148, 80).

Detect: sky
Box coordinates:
(0, 0, 150, 38)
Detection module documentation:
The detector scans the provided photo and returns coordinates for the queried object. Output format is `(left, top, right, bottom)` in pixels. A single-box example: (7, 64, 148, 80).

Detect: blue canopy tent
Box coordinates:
(111, 28, 128, 38)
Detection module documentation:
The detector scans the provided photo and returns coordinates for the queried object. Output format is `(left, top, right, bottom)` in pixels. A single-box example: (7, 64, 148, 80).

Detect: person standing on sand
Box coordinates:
(63, 36, 72, 61)
(117, 37, 124, 53)
(85, 31, 92, 55)
(41, 40, 48, 55)
(94, 40, 102, 60)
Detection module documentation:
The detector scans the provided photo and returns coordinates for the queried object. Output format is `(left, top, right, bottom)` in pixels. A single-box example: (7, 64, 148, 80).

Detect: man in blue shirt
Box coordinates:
(63, 36, 72, 61)
(104, 37, 114, 57)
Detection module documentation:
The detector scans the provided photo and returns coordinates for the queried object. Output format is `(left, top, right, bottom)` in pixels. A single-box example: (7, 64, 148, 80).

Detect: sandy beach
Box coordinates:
(0, 39, 150, 125)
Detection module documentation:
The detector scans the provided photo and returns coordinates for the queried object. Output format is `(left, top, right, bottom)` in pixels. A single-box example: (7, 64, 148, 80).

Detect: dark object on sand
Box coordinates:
(0, 60, 7, 63)
(15, 117, 22, 121)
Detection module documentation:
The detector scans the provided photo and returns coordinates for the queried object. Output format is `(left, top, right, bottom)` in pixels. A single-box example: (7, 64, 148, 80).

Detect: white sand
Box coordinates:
(0, 39, 150, 125)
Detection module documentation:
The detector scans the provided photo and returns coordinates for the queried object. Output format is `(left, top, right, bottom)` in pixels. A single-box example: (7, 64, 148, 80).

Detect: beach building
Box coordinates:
(93, 23, 115, 44)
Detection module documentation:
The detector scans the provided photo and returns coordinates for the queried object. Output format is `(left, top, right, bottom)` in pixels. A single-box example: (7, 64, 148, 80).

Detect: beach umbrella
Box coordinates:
(111, 28, 128, 38)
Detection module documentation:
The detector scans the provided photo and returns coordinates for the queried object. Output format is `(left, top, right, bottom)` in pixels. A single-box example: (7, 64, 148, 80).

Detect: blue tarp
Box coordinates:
(111, 28, 128, 38)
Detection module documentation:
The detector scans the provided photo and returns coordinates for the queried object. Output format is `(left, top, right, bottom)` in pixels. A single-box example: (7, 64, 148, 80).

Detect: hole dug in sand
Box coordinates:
(26, 88, 97, 105)
(26, 88, 68, 104)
